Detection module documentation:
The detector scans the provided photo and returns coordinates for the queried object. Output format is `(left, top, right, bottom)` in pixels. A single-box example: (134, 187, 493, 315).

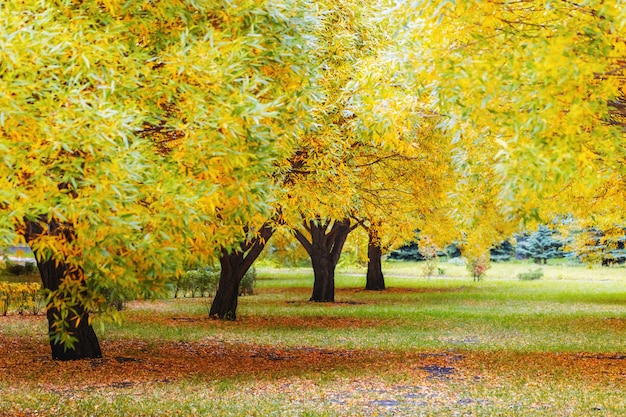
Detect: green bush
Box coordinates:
(3, 260, 37, 276)
(239, 268, 256, 296)
(174, 266, 257, 298)
(99, 286, 139, 311)
(518, 268, 544, 281)
(176, 266, 219, 298)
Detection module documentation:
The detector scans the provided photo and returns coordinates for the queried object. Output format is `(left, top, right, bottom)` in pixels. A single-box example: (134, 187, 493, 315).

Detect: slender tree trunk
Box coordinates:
(23, 218, 102, 360)
(209, 222, 275, 320)
(365, 230, 385, 291)
(294, 218, 354, 302)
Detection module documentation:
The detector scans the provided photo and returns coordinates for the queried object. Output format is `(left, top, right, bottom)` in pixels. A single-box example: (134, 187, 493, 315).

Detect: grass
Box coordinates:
(2, 260, 626, 416)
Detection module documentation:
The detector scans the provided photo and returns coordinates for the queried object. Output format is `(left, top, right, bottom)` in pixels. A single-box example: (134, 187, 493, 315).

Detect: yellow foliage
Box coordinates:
(0, 282, 44, 316)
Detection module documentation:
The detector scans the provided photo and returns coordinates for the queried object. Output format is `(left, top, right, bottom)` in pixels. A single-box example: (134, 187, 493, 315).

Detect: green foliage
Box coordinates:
(518, 268, 544, 281)
(490, 240, 515, 262)
(176, 267, 220, 298)
(98, 286, 139, 312)
(389, 241, 458, 262)
(239, 268, 257, 296)
(2, 259, 36, 276)
(174, 266, 257, 298)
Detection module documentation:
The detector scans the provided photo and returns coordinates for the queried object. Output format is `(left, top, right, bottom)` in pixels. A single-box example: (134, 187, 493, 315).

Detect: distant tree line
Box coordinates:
(390, 225, 626, 266)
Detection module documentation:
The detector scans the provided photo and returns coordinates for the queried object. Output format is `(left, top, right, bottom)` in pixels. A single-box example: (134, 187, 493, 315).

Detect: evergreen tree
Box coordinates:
(516, 226, 563, 264)
(490, 240, 515, 262)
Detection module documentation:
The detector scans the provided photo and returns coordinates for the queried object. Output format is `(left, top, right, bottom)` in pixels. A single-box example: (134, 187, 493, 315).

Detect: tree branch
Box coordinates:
(293, 228, 313, 257)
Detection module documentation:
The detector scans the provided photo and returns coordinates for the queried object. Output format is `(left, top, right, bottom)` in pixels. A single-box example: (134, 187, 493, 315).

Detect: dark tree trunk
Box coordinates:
(209, 249, 246, 320)
(209, 222, 275, 320)
(23, 218, 102, 360)
(310, 249, 336, 302)
(365, 229, 385, 291)
(294, 218, 355, 302)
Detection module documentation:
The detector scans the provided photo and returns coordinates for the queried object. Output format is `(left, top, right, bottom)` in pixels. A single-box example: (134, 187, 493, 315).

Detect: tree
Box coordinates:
(293, 218, 359, 302)
(282, 0, 465, 301)
(280, 0, 393, 302)
(570, 226, 626, 266)
(0, 0, 317, 358)
(363, 223, 386, 291)
(350, 130, 459, 290)
(23, 219, 102, 360)
(490, 240, 515, 262)
(209, 217, 278, 320)
(516, 225, 564, 264)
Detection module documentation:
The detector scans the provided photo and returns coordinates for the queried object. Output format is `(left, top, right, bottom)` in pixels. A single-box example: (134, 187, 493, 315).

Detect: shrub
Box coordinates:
(239, 268, 256, 296)
(176, 266, 219, 298)
(518, 268, 544, 281)
(467, 255, 490, 281)
(3, 259, 37, 276)
(99, 286, 139, 311)
(175, 266, 256, 298)
(0, 282, 44, 315)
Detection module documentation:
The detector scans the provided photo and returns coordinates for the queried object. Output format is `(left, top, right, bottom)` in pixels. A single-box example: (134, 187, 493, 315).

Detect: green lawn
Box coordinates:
(1, 260, 625, 416)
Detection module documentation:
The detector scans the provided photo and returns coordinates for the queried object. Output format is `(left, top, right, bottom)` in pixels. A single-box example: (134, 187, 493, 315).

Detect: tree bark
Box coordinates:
(294, 218, 355, 302)
(209, 222, 275, 320)
(365, 229, 385, 291)
(23, 218, 102, 360)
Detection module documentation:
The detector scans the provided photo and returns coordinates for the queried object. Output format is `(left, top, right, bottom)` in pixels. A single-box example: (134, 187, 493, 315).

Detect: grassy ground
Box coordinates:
(1, 260, 625, 416)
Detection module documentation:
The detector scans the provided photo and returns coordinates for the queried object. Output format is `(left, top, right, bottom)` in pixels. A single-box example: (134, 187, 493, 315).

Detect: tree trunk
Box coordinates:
(310, 249, 336, 302)
(209, 249, 246, 320)
(24, 218, 102, 360)
(209, 222, 275, 320)
(294, 218, 354, 302)
(365, 230, 385, 291)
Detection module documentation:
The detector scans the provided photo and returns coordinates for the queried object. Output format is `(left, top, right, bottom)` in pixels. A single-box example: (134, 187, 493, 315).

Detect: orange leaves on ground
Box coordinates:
(1, 315, 624, 394)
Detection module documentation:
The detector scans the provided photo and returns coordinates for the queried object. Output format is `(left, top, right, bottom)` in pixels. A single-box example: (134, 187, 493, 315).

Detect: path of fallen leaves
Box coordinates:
(1, 308, 625, 416)
(1, 316, 624, 392)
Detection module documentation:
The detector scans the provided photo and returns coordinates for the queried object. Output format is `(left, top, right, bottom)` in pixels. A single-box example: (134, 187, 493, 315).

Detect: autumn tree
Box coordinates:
(209, 214, 281, 320)
(0, 0, 317, 358)
(351, 140, 458, 291)
(279, 0, 467, 301)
